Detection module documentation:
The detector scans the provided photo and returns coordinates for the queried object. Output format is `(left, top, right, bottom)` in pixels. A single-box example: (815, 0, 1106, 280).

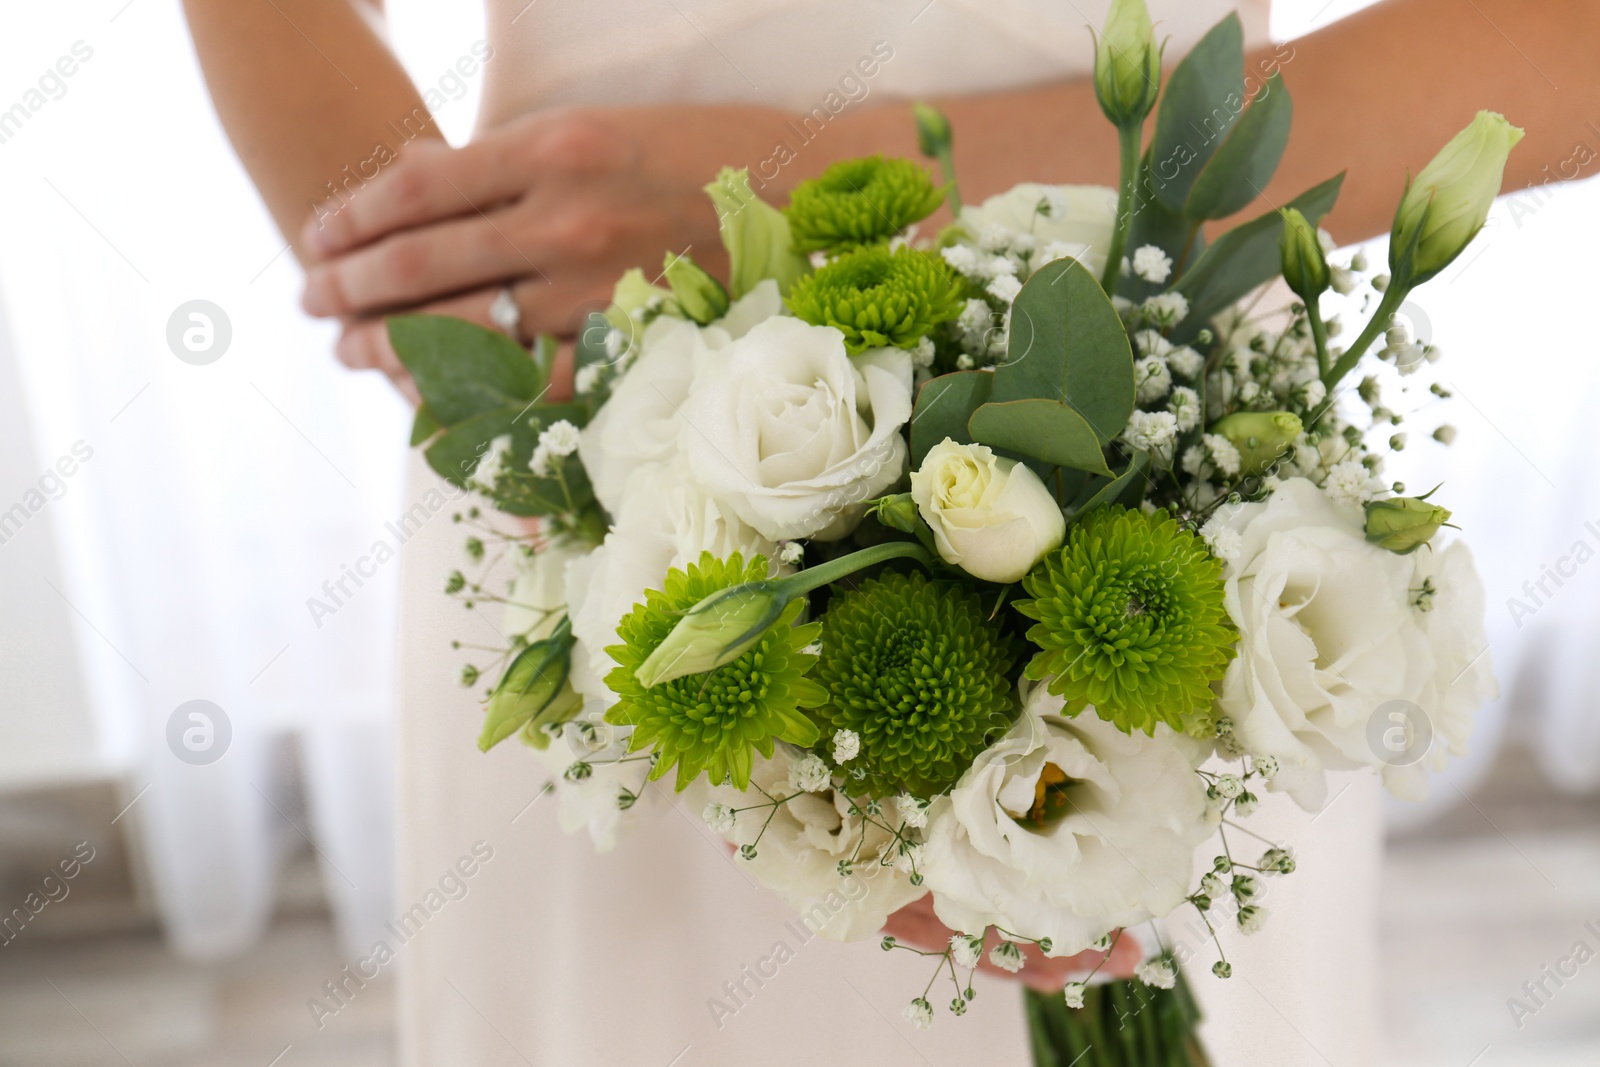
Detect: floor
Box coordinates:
(1, 746, 1597, 1066)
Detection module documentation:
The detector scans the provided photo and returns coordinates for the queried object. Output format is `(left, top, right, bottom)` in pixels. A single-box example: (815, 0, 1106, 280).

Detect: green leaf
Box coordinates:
(993, 257, 1134, 445)
(1147, 14, 1245, 215)
(423, 402, 587, 495)
(1075, 450, 1154, 514)
(1121, 152, 1205, 303)
(909, 370, 993, 466)
(1184, 74, 1293, 221)
(388, 315, 543, 426)
(968, 399, 1112, 477)
(1173, 172, 1345, 339)
(409, 404, 442, 447)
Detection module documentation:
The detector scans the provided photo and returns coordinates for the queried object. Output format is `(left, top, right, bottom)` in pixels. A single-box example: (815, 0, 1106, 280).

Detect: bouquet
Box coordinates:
(392, 2, 1510, 1060)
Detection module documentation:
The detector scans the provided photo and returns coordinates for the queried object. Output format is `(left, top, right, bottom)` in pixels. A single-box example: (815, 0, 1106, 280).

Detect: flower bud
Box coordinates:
(1210, 411, 1303, 477)
(1391, 111, 1524, 283)
(910, 439, 1066, 583)
(910, 102, 953, 160)
(478, 624, 582, 752)
(1364, 493, 1452, 555)
(1094, 0, 1163, 127)
(1279, 207, 1330, 303)
(871, 492, 923, 536)
(704, 167, 810, 298)
(636, 581, 789, 686)
(662, 251, 730, 325)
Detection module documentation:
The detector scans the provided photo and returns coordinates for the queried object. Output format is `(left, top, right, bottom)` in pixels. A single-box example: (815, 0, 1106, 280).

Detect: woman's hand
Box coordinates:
(880, 896, 1143, 993)
(298, 104, 806, 390)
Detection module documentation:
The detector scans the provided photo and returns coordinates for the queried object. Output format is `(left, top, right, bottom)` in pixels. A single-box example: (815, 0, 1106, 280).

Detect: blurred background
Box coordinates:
(1, 1, 1597, 1064)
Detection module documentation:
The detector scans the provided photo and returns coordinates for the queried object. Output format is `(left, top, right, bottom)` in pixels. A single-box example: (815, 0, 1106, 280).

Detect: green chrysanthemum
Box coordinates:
(784, 156, 946, 253)
(605, 553, 825, 791)
(811, 570, 1017, 798)
(786, 245, 963, 354)
(1016, 507, 1236, 736)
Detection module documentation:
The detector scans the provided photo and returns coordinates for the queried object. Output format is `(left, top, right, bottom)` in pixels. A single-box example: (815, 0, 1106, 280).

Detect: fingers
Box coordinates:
(301, 133, 530, 259)
(303, 208, 545, 317)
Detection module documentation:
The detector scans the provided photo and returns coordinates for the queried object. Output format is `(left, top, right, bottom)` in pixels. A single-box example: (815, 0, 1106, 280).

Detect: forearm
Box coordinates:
(829, 0, 1600, 243)
(182, 0, 440, 260)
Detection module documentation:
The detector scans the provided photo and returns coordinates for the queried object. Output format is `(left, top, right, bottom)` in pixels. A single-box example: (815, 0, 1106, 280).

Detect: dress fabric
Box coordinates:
(391, 3, 1381, 1065)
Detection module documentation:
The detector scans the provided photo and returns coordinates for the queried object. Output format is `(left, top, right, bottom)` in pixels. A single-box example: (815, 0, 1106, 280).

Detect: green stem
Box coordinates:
(936, 146, 962, 217)
(1305, 294, 1332, 381)
(773, 540, 933, 598)
(1100, 123, 1143, 295)
(1322, 283, 1408, 390)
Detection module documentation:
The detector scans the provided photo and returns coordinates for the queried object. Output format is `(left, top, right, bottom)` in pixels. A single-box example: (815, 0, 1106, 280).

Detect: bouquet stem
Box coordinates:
(1025, 970, 1210, 1067)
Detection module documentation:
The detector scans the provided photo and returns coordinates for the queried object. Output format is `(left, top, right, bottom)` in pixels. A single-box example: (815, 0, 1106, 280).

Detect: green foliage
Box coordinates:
(784, 156, 946, 253)
(787, 245, 963, 353)
(812, 570, 1017, 798)
(1017, 507, 1234, 735)
(604, 553, 825, 791)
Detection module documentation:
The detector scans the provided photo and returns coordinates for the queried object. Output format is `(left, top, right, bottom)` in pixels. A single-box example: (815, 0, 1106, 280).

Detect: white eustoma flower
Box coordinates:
(910, 439, 1065, 584)
(959, 183, 1118, 277)
(578, 281, 781, 515)
(528, 717, 651, 852)
(921, 685, 1215, 956)
(1210, 478, 1496, 808)
(679, 316, 913, 541)
(684, 746, 927, 941)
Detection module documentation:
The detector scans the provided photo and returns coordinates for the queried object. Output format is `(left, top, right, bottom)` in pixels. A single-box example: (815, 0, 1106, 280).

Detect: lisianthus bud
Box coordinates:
(1391, 111, 1524, 283)
(910, 439, 1066, 583)
(1210, 411, 1303, 477)
(635, 581, 789, 687)
(1364, 494, 1452, 555)
(911, 102, 953, 160)
(703, 166, 810, 298)
(870, 492, 923, 536)
(478, 622, 582, 752)
(662, 251, 730, 325)
(1094, 0, 1162, 127)
(1279, 207, 1330, 303)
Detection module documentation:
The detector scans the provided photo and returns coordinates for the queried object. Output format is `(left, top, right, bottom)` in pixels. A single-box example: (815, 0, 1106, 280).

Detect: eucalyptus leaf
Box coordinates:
(409, 404, 442, 447)
(968, 399, 1112, 477)
(388, 315, 543, 426)
(1121, 152, 1204, 303)
(1147, 14, 1245, 215)
(1075, 450, 1154, 515)
(1184, 74, 1293, 221)
(1173, 172, 1345, 339)
(993, 257, 1134, 445)
(909, 370, 993, 466)
(424, 401, 588, 497)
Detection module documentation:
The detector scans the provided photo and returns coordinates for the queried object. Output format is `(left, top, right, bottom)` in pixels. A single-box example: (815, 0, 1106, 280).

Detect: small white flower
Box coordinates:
(471, 434, 513, 489)
(989, 940, 1026, 974)
(1135, 355, 1173, 403)
(1131, 245, 1173, 283)
(1298, 379, 1327, 409)
(1132, 328, 1174, 358)
(1168, 386, 1201, 432)
(1323, 459, 1380, 507)
(779, 540, 806, 565)
(1200, 872, 1224, 897)
(1167, 345, 1204, 379)
(1252, 754, 1280, 780)
(978, 223, 1013, 253)
(1063, 982, 1086, 1010)
(949, 934, 982, 969)
(1237, 380, 1262, 405)
(985, 254, 1019, 278)
(603, 328, 628, 361)
(1123, 410, 1178, 454)
(574, 363, 603, 395)
(1037, 239, 1086, 265)
(832, 728, 860, 763)
(538, 419, 581, 458)
(1214, 774, 1245, 799)
(1142, 291, 1190, 327)
(957, 297, 992, 336)
(911, 336, 936, 369)
(787, 753, 832, 793)
(1038, 189, 1070, 219)
(893, 842, 924, 875)
(702, 802, 737, 834)
(1237, 904, 1268, 934)
(987, 274, 1023, 304)
(1135, 958, 1177, 990)
(808, 250, 831, 270)
(896, 794, 929, 830)
(1200, 516, 1243, 562)
(1233, 792, 1260, 817)
(903, 998, 933, 1030)
(1009, 232, 1037, 254)
(942, 244, 981, 277)
(528, 442, 553, 478)
(1203, 434, 1242, 478)
(955, 353, 976, 370)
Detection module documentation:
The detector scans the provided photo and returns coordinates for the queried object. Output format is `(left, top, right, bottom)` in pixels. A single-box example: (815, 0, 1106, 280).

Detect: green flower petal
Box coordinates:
(783, 156, 946, 253)
(787, 245, 963, 354)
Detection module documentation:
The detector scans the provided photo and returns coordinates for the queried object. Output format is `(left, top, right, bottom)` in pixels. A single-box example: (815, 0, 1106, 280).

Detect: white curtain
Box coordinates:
(0, 0, 480, 958)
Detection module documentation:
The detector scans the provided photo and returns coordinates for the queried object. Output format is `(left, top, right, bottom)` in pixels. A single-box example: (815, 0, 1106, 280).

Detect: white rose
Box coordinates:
(921, 685, 1213, 955)
(910, 439, 1065, 583)
(579, 281, 782, 516)
(685, 746, 927, 940)
(1212, 478, 1496, 808)
(959, 183, 1118, 277)
(679, 316, 912, 541)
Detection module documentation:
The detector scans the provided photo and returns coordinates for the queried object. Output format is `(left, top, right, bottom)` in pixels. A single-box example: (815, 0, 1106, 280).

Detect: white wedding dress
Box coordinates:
(393, 2, 1380, 1064)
